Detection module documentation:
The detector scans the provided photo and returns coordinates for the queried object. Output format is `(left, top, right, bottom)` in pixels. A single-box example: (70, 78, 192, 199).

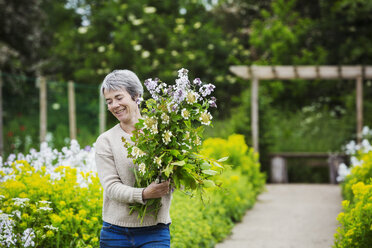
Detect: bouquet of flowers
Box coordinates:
(123, 68, 227, 223)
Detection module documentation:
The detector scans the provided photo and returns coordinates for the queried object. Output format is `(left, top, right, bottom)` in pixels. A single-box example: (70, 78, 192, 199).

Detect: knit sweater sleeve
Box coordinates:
(95, 134, 146, 205)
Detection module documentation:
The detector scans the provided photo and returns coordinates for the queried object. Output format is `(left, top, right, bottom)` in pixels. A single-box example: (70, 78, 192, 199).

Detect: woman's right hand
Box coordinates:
(142, 180, 170, 200)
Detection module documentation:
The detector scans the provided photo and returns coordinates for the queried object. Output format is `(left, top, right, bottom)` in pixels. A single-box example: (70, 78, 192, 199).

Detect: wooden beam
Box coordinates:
(356, 76, 363, 143)
(39, 75, 47, 142)
(251, 76, 259, 152)
(0, 72, 3, 156)
(230, 65, 372, 80)
(68, 81, 77, 140)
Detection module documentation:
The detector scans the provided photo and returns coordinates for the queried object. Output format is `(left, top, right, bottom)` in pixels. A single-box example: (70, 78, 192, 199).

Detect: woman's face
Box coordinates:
(104, 88, 139, 125)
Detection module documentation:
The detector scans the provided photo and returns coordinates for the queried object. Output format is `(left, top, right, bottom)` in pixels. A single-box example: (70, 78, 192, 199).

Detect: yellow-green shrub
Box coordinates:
(334, 151, 372, 248)
(0, 161, 102, 247)
(341, 151, 372, 202)
(334, 182, 372, 248)
(201, 134, 266, 195)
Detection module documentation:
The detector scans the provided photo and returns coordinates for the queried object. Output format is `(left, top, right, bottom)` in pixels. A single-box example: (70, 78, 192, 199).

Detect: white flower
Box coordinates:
(362, 126, 370, 136)
(162, 130, 173, 145)
(22, 228, 35, 247)
(336, 163, 351, 182)
(131, 147, 146, 159)
(141, 50, 150, 59)
(133, 44, 142, 51)
(78, 27, 88, 34)
(161, 113, 170, 124)
(0, 213, 16, 246)
(38, 207, 53, 211)
(97, 46, 106, 53)
(11, 210, 21, 219)
(138, 163, 146, 175)
(199, 111, 212, 125)
(143, 116, 158, 134)
(154, 157, 162, 168)
(193, 22, 201, 29)
(181, 109, 190, 119)
(132, 19, 144, 26)
(144, 6, 157, 14)
(186, 91, 198, 104)
(44, 225, 59, 231)
(12, 198, 30, 208)
(193, 136, 202, 146)
(178, 68, 189, 78)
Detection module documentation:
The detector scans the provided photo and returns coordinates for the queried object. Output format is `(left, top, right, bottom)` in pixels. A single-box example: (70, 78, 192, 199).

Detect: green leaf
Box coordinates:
(213, 162, 223, 168)
(203, 180, 216, 188)
(162, 164, 174, 177)
(200, 162, 211, 170)
(217, 157, 229, 162)
(202, 169, 218, 175)
(170, 150, 180, 157)
(171, 160, 185, 166)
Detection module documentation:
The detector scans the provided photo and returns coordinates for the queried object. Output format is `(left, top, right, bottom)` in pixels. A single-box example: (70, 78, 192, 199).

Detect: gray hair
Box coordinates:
(100, 69, 143, 100)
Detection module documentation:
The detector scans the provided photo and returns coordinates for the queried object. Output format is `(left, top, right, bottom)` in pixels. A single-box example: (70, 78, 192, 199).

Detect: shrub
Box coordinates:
(334, 182, 372, 248)
(0, 161, 102, 247)
(334, 150, 372, 248)
(341, 151, 372, 202)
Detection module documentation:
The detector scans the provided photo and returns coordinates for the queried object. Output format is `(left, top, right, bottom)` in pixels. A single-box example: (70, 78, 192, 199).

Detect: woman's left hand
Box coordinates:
(142, 180, 170, 200)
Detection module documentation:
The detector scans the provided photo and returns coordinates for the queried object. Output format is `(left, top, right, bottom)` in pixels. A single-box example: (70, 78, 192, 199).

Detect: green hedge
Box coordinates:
(334, 151, 372, 248)
(0, 134, 265, 247)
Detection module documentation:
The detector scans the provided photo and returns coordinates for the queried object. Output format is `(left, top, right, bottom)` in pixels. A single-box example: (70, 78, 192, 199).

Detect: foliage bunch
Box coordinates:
(0, 161, 102, 248)
(124, 68, 226, 222)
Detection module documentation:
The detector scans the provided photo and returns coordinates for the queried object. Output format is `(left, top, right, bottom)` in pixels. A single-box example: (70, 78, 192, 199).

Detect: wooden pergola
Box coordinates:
(230, 65, 372, 152)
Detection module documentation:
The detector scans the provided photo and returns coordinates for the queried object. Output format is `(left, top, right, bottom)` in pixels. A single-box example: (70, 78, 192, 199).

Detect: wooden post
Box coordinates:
(39, 75, 47, 142)
(251, 76, 259, 152)
(99, 87, 106, 133)
(356, 76, 363, 144)
(0, 72, 3, 156)
(68, 81, 77, 140)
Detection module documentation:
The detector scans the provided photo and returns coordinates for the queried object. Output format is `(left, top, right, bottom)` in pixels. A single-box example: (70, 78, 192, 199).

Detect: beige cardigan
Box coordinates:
(95, 124, 172, 227)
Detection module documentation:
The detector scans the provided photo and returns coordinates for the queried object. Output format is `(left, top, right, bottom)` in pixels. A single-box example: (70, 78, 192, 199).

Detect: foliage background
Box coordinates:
(1, 0, 372, 182)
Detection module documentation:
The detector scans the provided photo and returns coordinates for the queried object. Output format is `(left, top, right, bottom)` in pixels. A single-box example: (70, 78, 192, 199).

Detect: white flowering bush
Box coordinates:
(337, 126, 372, 182)
(0, 140, 96, 186)
(124, 68, 226, 222)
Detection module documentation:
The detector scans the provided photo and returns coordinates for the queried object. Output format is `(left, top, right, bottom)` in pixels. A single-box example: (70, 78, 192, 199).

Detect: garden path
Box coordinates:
(215, 184, 342, 248)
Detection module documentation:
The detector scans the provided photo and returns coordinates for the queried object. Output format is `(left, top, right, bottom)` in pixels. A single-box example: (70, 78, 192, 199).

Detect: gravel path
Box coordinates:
(215, 184, 342, 248)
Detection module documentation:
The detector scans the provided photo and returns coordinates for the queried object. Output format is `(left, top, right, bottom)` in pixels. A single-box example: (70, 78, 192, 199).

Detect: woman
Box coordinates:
(95, 70, 172, 248)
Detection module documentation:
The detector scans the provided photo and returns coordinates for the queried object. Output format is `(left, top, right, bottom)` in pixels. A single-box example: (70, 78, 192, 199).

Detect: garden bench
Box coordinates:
(269, 152, 347, 184)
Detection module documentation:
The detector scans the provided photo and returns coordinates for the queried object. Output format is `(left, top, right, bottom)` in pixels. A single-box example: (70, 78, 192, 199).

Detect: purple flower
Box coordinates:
(177, 68, 189, 78)
(199, 83, 216, 97)
(144, 79, 157, 91)
(209, 99, 217, 108)
(172, 104, 178, 112)
(135, 97, 143, 105)
(193, 78, 202, 86)
(84, 146, 91, 151)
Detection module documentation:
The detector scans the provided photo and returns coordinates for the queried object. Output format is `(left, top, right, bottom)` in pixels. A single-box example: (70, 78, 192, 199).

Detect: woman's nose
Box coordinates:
(112, 100, 119, 108)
